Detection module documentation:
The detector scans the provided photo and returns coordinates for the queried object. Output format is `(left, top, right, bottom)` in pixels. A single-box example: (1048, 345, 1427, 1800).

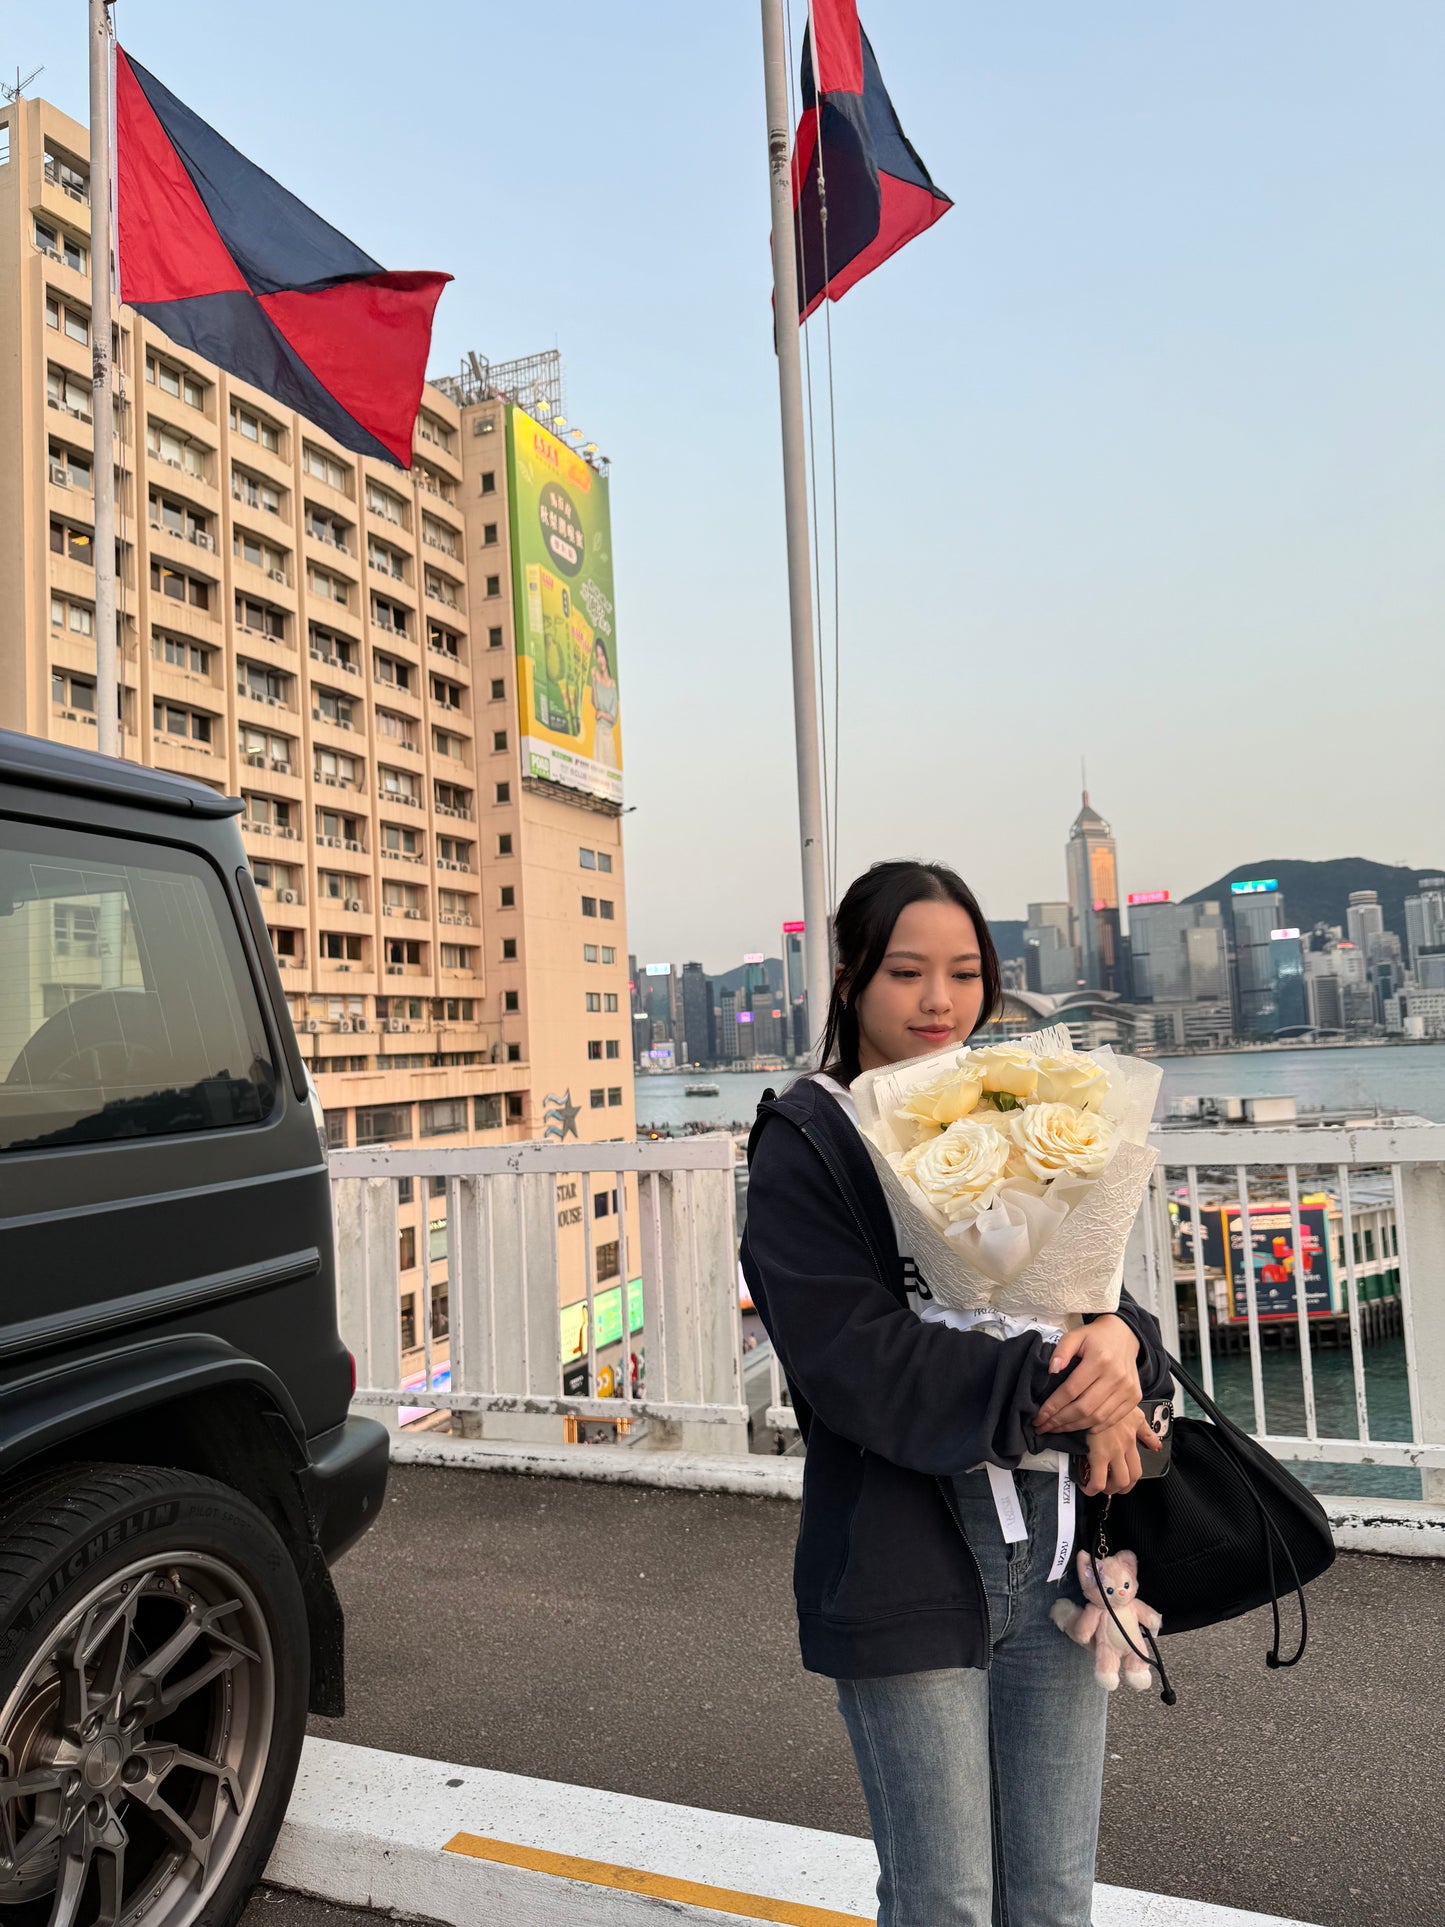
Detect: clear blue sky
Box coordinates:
(28, 1, 1445, 971)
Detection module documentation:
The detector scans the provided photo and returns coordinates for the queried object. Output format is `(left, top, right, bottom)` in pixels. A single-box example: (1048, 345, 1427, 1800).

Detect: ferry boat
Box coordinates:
(685, 1082, 721, 1097)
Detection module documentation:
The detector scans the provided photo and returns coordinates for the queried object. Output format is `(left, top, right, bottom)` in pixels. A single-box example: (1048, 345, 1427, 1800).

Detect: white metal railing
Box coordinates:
(332, 1136, 747, 1453)
(767, 1124, 1445, 1502)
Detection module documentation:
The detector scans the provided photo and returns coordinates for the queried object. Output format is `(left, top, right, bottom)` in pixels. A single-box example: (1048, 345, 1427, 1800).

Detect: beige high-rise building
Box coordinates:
(0, 94, 636, 1377)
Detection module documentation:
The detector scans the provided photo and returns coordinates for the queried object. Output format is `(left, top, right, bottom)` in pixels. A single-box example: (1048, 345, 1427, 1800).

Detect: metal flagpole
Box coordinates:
(760, 0, 832, 1048)
(89, 0, 119, 758)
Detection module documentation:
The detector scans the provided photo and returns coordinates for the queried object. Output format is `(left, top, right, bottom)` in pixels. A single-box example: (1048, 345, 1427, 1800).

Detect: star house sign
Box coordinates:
(543, 1090, 580, 1141)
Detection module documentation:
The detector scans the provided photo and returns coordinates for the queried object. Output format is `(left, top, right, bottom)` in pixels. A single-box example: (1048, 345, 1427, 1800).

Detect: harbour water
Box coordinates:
(636, 1041, 1445, 1134)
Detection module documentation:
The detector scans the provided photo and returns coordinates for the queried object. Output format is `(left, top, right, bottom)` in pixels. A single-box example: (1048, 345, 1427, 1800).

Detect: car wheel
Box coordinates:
(0, 1462, 309, 1927)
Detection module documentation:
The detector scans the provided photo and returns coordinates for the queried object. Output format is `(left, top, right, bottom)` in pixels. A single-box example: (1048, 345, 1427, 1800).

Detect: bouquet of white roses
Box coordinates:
(850, 1025, 1161, 1319)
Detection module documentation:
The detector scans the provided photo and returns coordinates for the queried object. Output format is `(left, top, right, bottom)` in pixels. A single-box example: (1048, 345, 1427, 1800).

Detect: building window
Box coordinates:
(505, 1093, 524, 1121)
(492, 730, 508, 752)
(597, 1240, 620, 1278)
(356, 1102, 412, 1145)
(420, 1097, 467, 1137)
(488, 626, 503, 649)
(34, 218, 85, 273)
(502, 937, 517, 959)
(304, 443, 349, 490)
(398, 1226, 416, 1271)
(500, 885, 515, 908)
(604, 993, 619, 1013)
(607, 1087, 623, 1107)
(52, 670, 96, 713)
(597, 852, 613, 874)
(602, 946, 616, 964)
(151, 700, 212, 744)
(586, 992, 601, 1013)
(581, 896, 597, 918)
(606, 1040, 620, 1059)
(230, 401, 282, 453)
(599, 899, 615, 920)
(480, 472, 496, 495)
(579, 848, 597, 870)
(589, 1089, 605, 1109)
(507, 1042, 521, 1062)
(482, 522, 498, 545)
(485, 575, 501, 597)
(325, 1111, 348, 1149)
(489, 679, 505, 701)
(587, 1040, 603, 1061)
(495, 782, 511, 804)
(497, 833, 512, 855)
(503, 989, 519, 1013)
(584, 944, 598, 963)
(319, 932, 363, 961)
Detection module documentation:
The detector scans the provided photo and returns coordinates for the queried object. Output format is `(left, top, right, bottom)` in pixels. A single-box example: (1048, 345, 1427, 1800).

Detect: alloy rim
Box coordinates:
(0, 1551, 275, 1927)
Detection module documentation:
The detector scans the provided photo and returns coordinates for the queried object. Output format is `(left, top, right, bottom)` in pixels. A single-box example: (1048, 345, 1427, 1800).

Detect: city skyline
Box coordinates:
(25, 1, 1445, 965)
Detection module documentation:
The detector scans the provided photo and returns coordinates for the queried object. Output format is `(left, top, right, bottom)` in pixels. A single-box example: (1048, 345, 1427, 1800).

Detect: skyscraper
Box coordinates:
(680, 961, 714, 1065)
(1064, 793, 1121, 991)
(1228, 880, 1286, 1036)
(1405, 879, 1445, 974)
(1346, 891, 1385, 957)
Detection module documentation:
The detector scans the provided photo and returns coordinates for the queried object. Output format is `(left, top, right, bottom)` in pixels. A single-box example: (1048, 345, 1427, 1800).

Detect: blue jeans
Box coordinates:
(835, 1467, 1108, 1927)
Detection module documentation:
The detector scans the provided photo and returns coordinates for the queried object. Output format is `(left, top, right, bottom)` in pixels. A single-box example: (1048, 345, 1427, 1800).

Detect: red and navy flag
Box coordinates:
(792, 1, 951, 320)
(116, 50, 450, 467)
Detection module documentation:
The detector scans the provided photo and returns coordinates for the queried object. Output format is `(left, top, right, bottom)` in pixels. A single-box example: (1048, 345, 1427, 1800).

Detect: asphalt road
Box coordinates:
(285, 1463, 1443, 1927)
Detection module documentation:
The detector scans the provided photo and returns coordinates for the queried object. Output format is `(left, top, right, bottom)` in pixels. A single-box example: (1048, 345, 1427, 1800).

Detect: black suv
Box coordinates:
(0, 730, 388, 1927)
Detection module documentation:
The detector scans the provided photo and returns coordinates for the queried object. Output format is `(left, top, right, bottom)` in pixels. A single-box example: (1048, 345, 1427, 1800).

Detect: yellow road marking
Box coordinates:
(442, 1829, 871, 1926)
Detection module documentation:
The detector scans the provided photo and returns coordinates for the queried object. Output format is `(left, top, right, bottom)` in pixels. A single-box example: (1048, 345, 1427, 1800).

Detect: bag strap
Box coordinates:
(1162, 1350, 1311, 1670)
(1085, 1511, 1178, 1707)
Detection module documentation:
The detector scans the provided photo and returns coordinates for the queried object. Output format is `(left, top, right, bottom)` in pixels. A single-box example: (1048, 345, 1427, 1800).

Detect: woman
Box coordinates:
(590, 639, 619, 770)
(741, 860, 1171, 1927)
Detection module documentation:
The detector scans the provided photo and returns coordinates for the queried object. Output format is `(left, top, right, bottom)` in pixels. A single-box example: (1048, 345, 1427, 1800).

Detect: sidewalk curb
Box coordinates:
(267, 1737, 1322, 1927)
(388, 1434, 1445, 1555)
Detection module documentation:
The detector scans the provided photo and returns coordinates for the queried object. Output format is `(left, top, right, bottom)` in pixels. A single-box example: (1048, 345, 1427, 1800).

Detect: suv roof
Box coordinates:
(0, 727, 243, 818)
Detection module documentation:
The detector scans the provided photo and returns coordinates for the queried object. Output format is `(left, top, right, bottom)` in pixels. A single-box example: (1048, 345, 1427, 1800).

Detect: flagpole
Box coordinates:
(89, 0, 118, 758)
(760, 0, 832, 1052)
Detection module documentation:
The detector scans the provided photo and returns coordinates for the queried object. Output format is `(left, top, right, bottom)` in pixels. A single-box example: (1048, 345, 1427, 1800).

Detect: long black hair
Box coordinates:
(818, 861, 1001, 1083)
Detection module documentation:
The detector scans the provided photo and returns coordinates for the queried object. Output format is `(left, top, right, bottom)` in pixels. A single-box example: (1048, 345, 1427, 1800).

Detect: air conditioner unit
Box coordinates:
(279, 889, 298, 904)
(322, 775, 339, 787)
(271, 760, 291, 775)
(267, 569, 287, 583)
(303, 1019, 320, 1033)
(337, 1019, 353, 1033)
(439, 913, 455, 925)
(404, 909, 423, 921)
(386, 965, 403, 976)
(267, 695, 282, 707)
(194, 530, 215, 551)
(343, 839, 363, 852)
(50, 463, 70, 486)
(352, 1018, 368, 1032)
(246, 752, 266, 768)
(322, 835, 341, 848)
(164, 456, 183, 469)
(345, 898, 363, 913)
(388, 1020, 407, 1033)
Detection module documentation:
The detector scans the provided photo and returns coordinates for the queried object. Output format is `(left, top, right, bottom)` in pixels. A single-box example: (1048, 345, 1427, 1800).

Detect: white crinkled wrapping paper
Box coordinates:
(851, 1028, 1162, 1318)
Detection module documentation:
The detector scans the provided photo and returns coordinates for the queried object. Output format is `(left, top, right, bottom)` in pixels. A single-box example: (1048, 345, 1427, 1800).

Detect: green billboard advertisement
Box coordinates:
(504, 405, 621, 804)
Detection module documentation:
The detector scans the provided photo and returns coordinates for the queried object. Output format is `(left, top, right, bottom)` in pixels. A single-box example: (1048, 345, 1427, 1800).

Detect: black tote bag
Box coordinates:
(1094, 1353, 1336, 1665)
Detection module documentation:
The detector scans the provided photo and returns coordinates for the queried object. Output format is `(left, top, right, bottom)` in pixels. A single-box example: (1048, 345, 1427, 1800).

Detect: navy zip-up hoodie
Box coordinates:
(741, 1076, 1172, 1679)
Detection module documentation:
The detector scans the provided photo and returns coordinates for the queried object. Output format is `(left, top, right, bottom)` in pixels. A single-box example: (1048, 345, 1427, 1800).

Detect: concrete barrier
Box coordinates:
(266, 1736, 1321, 1927)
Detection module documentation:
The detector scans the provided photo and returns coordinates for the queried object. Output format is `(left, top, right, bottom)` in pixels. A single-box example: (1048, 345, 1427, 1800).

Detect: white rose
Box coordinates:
(898, 1116, 1012, 1222)
(901, 1059, 985, 1125)
(1031, 1051, 1110, 1112)
(969, 1044, 1039, 1105)
(1008, 1102, 1117, 1182)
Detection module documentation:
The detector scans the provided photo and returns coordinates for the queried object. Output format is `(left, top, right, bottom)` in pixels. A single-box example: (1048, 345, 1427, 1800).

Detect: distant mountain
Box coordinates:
(709, 956, 786, 996)
(1182, 858, 1443, 946)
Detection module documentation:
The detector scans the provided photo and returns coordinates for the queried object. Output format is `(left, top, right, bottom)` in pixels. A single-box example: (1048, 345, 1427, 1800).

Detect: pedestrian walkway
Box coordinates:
(292, 1465, 1442, 1927)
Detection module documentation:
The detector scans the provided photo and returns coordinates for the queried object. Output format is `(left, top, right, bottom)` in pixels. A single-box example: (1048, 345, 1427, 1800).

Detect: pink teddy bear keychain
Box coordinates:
(1050, 1549, 1163, 1693)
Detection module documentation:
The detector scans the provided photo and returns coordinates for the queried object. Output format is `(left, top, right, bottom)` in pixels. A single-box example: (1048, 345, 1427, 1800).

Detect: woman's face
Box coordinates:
(593, 646, 609, 678)
(851, 896, 986, 1073)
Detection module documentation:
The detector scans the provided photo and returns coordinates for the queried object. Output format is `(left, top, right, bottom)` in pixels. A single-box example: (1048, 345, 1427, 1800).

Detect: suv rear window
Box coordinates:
(0, 822, 277, 1153)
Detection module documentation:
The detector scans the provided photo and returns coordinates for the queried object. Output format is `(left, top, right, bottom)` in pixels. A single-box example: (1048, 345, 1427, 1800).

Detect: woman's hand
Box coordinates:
(1079, 1410, 1164, 1497)
(1034, 1315, 1142, 1435)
